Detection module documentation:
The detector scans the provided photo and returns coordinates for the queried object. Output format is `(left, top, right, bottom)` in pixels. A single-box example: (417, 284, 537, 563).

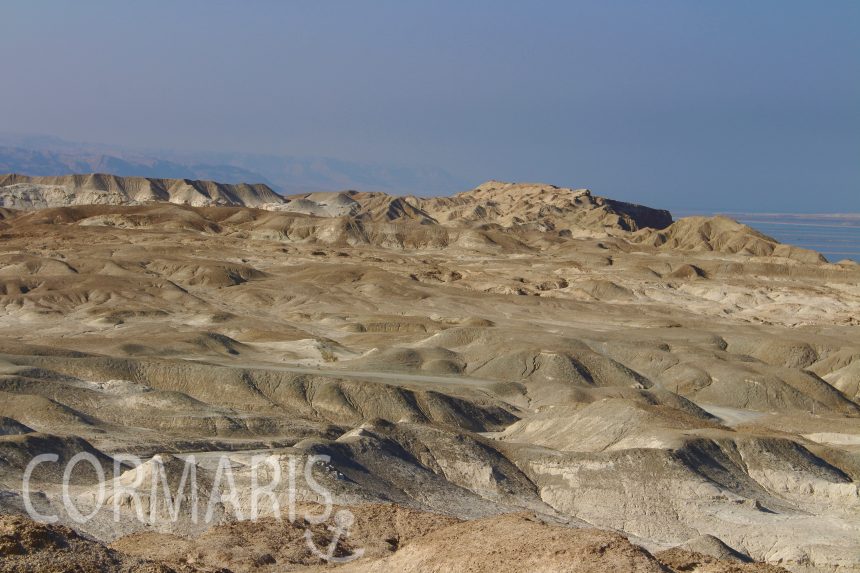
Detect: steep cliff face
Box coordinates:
(604, 197, 674, 230)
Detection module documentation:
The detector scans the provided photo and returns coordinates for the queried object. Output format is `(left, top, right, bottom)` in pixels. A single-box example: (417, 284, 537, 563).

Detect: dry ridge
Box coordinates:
(0, 174, 671, 234)
(0, 173, 826, 263)
(0, 173, 282, 209)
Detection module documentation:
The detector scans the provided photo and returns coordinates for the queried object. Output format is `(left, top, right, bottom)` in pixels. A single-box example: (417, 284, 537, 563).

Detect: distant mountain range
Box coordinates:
(0, 133, 469, 196)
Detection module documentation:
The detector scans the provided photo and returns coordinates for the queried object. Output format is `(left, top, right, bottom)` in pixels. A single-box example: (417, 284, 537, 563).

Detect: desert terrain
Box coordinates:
(0, 174, 858, 572)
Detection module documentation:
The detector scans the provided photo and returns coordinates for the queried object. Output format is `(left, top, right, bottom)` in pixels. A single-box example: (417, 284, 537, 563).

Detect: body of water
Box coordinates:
(677, 213, 860, 263)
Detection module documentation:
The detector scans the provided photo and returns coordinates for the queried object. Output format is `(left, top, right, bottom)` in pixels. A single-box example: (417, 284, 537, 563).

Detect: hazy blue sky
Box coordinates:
(2, 1, 858, 211)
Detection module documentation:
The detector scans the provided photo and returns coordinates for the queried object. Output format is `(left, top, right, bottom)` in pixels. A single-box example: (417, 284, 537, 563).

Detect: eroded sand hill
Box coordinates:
(0, 177, 857, 572)
(0, 173, 283, 209)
